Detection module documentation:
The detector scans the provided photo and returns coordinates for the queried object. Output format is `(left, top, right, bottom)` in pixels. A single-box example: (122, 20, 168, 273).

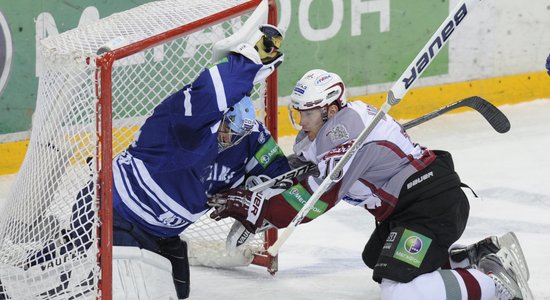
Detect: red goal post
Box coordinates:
(0, 1, 280, 299)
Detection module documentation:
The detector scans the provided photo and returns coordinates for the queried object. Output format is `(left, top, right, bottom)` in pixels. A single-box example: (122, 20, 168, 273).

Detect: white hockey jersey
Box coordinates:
(264, 101, 436, 227)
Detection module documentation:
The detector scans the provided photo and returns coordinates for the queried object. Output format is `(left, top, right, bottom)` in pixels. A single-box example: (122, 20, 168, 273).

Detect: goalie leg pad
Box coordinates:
(113, 246, 178, 300)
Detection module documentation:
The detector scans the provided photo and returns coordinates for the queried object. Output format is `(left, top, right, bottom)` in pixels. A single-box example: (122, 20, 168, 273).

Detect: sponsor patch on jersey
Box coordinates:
(281, 184, 328, 219)
(392, 229, 432, 268)
(255, 137, 284, 168)
(327, 124, 349, 143)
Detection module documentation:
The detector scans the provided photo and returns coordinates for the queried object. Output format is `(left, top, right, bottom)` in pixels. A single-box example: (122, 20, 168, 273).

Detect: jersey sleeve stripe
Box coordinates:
(210, 120, 221, 134)
(113, 159, 173, 227)
(183, 87, 192, 116)
(131, 157, 207, 221)
(209, 65, 227, 111)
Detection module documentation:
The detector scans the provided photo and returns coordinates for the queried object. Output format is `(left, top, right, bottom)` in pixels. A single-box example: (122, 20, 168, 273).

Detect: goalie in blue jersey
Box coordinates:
(21, 25, 289, 300)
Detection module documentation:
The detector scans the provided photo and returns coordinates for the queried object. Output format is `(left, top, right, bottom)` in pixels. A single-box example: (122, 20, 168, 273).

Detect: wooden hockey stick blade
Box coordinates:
(402, 96, 511, 133)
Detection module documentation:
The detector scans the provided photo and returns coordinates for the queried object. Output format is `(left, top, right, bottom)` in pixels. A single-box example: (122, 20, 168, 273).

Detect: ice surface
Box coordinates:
(1, 99, 549, 299)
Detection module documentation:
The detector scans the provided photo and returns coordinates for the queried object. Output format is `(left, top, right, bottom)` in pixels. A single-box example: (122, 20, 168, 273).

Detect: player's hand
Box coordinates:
(255, 24, 284, 65)
(208, 188, 267, 233)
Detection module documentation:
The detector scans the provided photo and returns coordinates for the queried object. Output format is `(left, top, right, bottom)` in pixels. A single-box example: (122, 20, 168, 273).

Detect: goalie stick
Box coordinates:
(267, 0, 483, 256)
(227, 95, 509, 251)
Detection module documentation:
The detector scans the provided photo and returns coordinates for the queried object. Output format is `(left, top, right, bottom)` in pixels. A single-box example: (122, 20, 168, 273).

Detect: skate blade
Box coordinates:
(498, 232, 530, 280)
(497, 248, 534, 300)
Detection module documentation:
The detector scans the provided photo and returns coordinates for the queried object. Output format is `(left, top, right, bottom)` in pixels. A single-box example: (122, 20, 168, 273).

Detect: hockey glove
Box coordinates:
(255, 24, 284, 65)
(208, 188, 268, 233)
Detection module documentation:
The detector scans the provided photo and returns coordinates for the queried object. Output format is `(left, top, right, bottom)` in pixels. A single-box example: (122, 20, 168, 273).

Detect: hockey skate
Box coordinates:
(450, 232, 529, 280)
(478, 248, 534, 300)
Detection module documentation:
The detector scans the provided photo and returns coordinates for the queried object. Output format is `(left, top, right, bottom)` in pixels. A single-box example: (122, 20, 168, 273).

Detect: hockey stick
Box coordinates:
(228, 95, 508, 251)
(403, 96, 510, 133)
(249, 163, 316, 192)
(252, 96, 507, 193)
(267, 0, 483, 256)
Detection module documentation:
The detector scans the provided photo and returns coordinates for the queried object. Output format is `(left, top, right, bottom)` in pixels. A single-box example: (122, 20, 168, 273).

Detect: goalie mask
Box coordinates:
(288, 69, 347, 130)
(218, 96, 255, 152)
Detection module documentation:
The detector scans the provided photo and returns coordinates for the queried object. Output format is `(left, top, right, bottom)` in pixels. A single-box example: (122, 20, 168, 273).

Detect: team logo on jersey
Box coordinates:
(257, 131, 266, 144)
(327, 124, 349, 143)
(323, 140, 353, 160)
(393, 229, 432, 268)
(205, 163, 236, 184)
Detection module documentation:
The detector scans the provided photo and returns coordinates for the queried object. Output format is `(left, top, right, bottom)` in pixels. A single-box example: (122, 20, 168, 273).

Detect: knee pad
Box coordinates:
(113, 246, 178, 300)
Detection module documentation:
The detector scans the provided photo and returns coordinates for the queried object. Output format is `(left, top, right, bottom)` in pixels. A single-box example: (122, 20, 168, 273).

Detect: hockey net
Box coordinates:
(0, 0, 279, 299)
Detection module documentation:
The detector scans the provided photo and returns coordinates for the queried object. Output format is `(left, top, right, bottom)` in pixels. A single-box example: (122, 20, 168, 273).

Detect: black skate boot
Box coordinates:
(450, 232, 529, 280)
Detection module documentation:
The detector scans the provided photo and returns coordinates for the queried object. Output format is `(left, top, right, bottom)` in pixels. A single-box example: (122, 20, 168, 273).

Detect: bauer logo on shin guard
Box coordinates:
(402, 3, 468, 89)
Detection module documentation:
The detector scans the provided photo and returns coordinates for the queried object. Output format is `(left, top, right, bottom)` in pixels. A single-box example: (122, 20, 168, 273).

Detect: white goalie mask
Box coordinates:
(288, 69, 347, 130)
(218, 96, 255, 152)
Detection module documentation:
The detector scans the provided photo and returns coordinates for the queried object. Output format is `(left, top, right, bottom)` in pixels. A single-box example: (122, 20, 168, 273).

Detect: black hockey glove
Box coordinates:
(208, 188, 268, 233)
(255, 24, 284, 65)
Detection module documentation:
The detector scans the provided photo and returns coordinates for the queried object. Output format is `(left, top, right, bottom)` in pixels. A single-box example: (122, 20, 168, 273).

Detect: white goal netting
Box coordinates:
(0, 0, 276, 299)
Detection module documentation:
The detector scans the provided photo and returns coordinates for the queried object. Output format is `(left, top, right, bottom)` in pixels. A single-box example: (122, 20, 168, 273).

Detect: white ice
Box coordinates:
(1, 99, 549, 299)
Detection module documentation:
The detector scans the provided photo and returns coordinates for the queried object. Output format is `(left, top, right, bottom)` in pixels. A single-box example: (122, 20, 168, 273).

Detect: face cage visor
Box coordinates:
(218, 115, 253, 152)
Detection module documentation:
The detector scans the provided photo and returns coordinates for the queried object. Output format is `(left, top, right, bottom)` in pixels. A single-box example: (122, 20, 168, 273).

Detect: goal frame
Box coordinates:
(94, 1, 280, 298)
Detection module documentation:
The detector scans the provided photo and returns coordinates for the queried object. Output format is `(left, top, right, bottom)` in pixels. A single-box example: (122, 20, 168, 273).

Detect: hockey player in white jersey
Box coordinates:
(208, 69, 533, 299)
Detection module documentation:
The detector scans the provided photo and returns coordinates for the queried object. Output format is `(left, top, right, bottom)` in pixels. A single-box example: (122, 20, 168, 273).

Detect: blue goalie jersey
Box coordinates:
(112, 53, 270, 238)
(205, 121, 290, 195)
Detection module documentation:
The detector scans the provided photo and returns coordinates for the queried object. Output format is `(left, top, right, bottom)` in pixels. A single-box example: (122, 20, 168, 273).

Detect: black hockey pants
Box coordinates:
(362, 150, 470, 283)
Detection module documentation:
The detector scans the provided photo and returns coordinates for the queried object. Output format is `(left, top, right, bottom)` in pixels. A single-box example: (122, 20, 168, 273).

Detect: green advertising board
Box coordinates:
(0, 0, 449, 135)
(276, 0, 449, 96)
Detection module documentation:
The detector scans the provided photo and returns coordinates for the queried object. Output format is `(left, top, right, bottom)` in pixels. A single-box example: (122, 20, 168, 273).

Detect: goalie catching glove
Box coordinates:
(208, 189, 268, 233)
(255, 24, 284, 65)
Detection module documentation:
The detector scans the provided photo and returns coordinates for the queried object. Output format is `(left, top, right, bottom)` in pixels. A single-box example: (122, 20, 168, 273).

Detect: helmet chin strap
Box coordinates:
(321, 106, 329, 123)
